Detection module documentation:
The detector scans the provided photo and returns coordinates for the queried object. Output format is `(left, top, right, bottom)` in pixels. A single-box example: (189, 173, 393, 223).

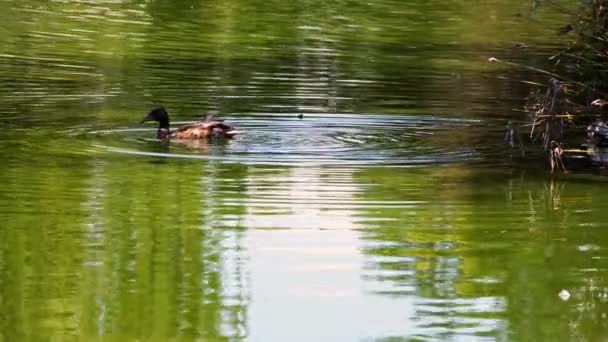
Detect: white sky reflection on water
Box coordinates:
(242, 166, 416, 340)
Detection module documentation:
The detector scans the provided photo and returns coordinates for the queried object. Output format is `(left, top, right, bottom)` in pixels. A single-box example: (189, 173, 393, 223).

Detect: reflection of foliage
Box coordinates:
(0, 143, 250, 340)
(356, 166, 608, 340)
(0, 0, 569, 118)
(0, 150, 91, 340)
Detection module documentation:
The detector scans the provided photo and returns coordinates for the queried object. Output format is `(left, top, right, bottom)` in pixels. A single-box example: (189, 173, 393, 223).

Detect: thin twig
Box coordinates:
(489, 57, 608, 97)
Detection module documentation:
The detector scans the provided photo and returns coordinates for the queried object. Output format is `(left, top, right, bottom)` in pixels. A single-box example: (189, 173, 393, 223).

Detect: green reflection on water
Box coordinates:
(0, 0, 573, 117)
(3, 149, 608, 340)
(1, 153, 250, 340)
(1, 0, 606, 341)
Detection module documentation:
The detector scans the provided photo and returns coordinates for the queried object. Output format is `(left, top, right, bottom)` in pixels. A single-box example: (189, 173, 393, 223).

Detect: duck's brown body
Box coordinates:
(171, 121, 237, 139)
(141, 107, 237, 140)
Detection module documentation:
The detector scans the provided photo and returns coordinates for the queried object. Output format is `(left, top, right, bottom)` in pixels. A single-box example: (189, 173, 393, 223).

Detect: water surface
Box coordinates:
(1, 1, 607, 341)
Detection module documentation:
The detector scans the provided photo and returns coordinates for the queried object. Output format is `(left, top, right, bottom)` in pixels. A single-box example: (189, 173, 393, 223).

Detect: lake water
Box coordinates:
(1, 0, 607, 341)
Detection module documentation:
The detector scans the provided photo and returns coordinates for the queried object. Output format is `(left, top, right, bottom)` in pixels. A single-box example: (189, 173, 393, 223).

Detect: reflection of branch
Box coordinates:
(545, 178, 565, 211)
(522, 178, 566, 216)
(528, 190, 536, 222)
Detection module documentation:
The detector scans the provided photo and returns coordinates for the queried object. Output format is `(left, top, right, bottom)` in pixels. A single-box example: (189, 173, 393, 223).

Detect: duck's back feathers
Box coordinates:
(171, 121, 237, 139)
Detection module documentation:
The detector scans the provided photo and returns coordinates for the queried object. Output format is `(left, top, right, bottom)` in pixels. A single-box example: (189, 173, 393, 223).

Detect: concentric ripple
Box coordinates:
(89, 113, 482, 166)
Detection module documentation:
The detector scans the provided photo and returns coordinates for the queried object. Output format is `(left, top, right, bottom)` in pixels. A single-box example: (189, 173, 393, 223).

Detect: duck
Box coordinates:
(140, 107, 237, 140)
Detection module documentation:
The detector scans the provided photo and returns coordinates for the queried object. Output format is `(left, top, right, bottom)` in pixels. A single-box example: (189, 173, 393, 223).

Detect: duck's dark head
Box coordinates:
(141, 107, 170, 128)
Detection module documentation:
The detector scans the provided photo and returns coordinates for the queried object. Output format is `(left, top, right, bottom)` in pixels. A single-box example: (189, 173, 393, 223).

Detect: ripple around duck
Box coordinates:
(87, 113, 482, 166)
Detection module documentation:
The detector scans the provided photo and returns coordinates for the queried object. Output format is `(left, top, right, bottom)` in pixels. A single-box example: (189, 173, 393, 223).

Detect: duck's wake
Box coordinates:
(89, 113, 482, 167)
